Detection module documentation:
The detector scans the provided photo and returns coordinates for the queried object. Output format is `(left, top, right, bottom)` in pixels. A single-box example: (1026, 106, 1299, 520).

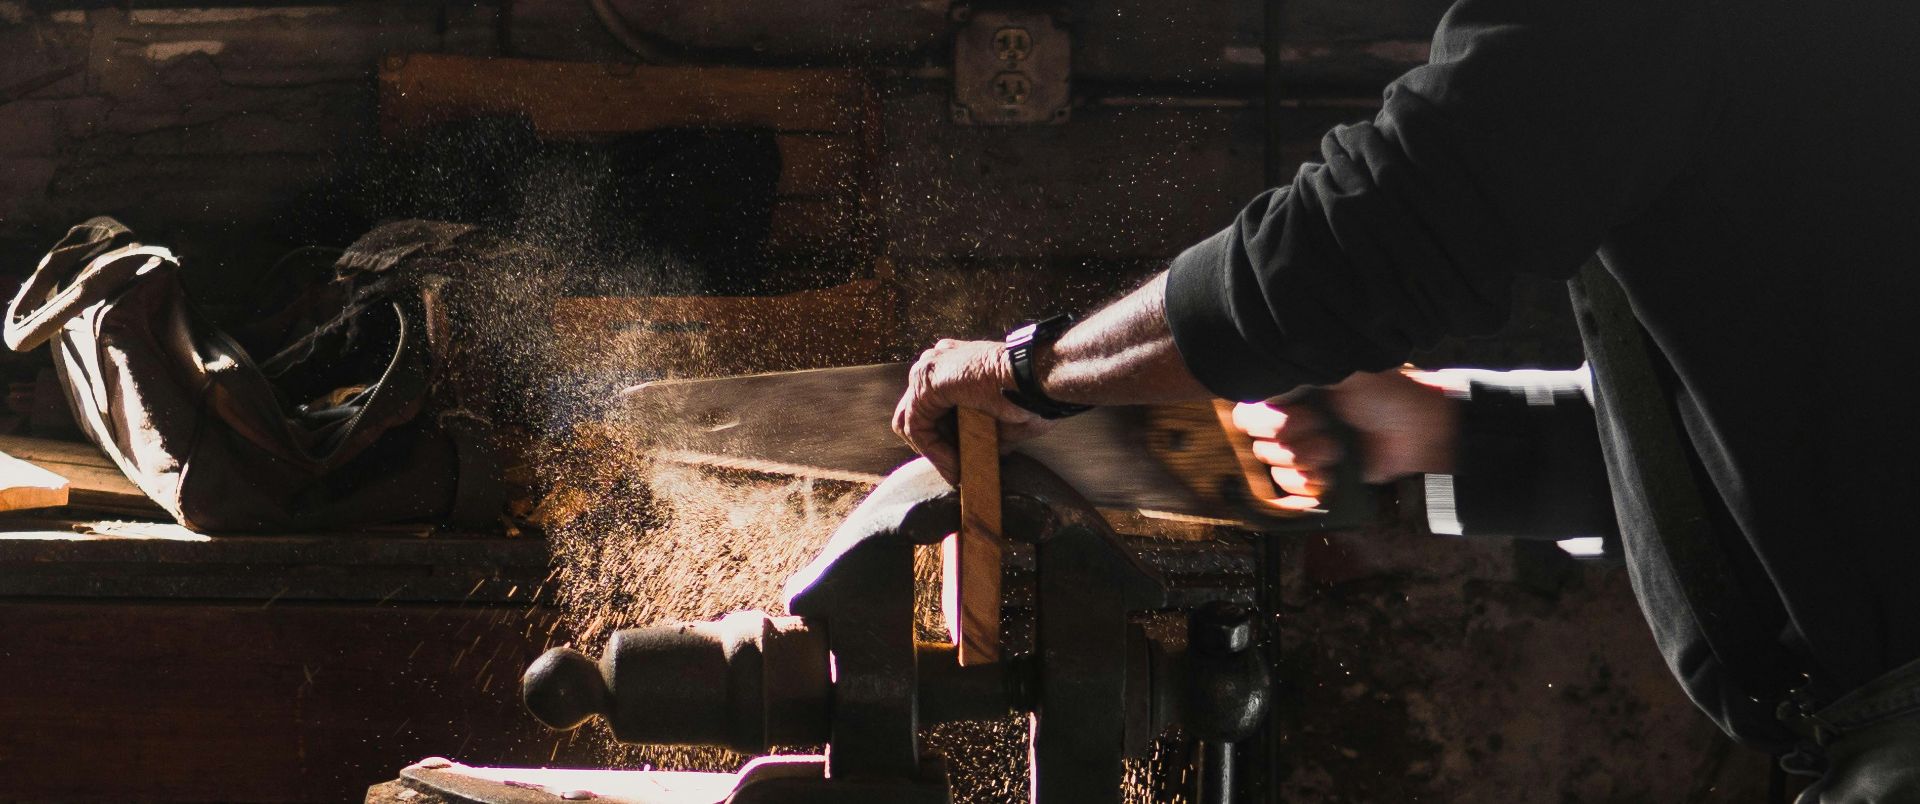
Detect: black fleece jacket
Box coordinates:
(1164, 0, 1920, 748)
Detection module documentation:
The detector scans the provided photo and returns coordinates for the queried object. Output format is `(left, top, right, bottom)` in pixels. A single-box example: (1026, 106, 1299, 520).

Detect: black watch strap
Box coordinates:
(1002, 314, 1094, 420)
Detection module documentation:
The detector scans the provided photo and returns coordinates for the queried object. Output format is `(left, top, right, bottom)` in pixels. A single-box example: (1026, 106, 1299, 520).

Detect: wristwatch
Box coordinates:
(1002, 314, 1094, 420)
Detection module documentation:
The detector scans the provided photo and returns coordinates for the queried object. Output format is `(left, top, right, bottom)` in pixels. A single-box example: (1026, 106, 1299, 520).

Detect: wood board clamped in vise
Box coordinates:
(946, 408, 1003, 666)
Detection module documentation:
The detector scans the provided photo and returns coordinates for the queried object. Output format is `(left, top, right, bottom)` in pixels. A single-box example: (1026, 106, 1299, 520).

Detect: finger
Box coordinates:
(1284, 434, 1344, 470)
(892, 391, 912, 444)
(902, 406, 961, 483)
(1269, 466, 1324, 497)
(904, 355, 933, 403)
(912, 389, 966, 448)
(899, 367, 952, 460)
(892, 372, 931, 446)
(921, 439, 960, 485)
(1402, 368, 1455, 392)
(1230, 401, 1287, 439)
(1272, 494, 1321, 512)
(1272, 404, 1324, 438)
(1249, 438, 1296, 468)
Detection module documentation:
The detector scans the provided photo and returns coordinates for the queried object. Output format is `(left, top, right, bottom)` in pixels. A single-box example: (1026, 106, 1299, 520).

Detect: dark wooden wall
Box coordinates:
(0, 523, 584, 802)
(0, 2, 1767, 801)
(0, 601, 566, 801)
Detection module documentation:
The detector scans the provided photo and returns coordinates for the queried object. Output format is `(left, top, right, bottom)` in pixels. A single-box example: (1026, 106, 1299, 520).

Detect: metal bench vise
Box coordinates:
(515, 457, 1271, 804)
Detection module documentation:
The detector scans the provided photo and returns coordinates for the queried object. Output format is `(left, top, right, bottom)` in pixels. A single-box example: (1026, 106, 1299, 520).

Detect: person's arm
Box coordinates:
(890, 274, 1210, 481)
(1029, 273, 1211, 405)
(895, 0, 1722, 480)
(1244, 366, 1617, 540)
(1165, 0, 1723, 401)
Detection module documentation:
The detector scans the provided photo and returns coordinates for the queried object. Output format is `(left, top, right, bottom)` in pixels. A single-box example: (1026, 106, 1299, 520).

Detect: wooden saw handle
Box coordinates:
(1146, 395, 1376, 530)
(943, 408, 1003, 666)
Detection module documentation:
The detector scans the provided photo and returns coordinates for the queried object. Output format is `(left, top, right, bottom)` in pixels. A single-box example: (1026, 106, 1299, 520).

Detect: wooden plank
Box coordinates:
(503, 0, 1448, 90)
(0, 450, 68, 512)
(0, 600, 579, 802)
(505, 0, 945, 66)
(0, 433, 112, 466)
(379, 54, 869, 139)
(944, 408, 1002, 666)
(0, 519, 549, 604)
(550, 279, 901, 378)
(392, 761, 746, 803)
(0, 434, 167, 518)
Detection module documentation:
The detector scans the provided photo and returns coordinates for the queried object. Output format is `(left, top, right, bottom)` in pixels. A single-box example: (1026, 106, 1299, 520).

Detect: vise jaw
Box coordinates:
(519, 456, 1271, 804)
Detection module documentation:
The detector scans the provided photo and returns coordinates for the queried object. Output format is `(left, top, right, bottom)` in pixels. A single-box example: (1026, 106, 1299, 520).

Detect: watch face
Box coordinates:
(1007, 322, 1040, 346)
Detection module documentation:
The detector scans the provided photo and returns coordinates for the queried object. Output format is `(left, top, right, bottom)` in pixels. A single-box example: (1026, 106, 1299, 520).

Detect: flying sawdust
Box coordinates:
(376, 119, 1187, 800)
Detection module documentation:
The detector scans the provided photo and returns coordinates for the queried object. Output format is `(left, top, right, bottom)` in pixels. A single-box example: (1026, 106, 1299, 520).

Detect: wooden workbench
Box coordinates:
(0, 517, 577, 802)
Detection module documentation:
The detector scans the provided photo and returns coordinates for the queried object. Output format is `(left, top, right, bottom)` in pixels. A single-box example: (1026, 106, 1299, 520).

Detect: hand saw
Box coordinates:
(618, 362, 1379, 531)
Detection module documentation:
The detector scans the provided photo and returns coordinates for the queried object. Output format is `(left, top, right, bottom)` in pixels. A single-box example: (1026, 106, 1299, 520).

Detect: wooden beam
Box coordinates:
(0, 434, 166, 518)
(503, 0, 1446, 90)
(0, 600, 574, 802)
(550, 279, 901, 378)
(0, 518, 549, 604)
(378, 55, 871, 139)
(0, 450, 69, 513)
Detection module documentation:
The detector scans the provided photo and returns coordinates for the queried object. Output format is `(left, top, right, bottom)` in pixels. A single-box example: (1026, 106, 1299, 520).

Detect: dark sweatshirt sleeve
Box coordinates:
(1165, 0, 1722, 401)
(1422, 367, 1617, 540)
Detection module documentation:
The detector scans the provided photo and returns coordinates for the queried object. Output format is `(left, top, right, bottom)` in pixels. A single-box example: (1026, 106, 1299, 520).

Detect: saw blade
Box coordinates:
(616, 362, 1314, 525)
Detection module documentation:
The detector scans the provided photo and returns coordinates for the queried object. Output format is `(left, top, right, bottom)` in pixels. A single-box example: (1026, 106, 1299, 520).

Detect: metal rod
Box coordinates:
(916, 643, 1027, 724)
(1195, 740, 1237, 804)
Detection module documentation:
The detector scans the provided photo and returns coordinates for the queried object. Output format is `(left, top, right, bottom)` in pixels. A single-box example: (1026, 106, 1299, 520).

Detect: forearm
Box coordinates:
(1032, 272, 1214, 406)
(1162, 0, 1716, 403)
